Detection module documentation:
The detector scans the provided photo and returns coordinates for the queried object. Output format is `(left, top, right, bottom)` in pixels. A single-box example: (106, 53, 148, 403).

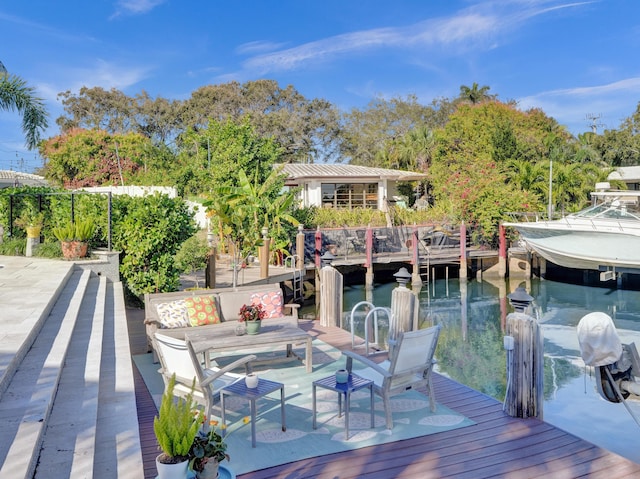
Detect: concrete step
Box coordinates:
(0, 268, 91, 478)
(93, 281, 143, 478)
(0, 264, 143, 479)
(35, 273, 106, 478)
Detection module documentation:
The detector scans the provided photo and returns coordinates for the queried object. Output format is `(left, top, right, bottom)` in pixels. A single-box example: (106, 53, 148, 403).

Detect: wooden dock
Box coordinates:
(128, 310, 640, 479)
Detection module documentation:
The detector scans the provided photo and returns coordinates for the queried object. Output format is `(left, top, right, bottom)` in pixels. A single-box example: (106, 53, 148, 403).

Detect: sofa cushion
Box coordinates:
(156, 300, 190, 328)
(251, 290, 284, 319)
(184, 295, 220, 326)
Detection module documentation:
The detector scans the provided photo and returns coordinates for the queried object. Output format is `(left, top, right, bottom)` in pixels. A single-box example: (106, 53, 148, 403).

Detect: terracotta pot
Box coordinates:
(61, 240, 88, 259)
(155, 454, 189, 479)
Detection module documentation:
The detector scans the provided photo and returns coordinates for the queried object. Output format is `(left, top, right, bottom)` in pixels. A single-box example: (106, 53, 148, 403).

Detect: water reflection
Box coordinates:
(341, 278, 640, 464)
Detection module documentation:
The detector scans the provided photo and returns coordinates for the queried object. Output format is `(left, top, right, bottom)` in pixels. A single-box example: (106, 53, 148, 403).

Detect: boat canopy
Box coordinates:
(577, 312, 623, 367)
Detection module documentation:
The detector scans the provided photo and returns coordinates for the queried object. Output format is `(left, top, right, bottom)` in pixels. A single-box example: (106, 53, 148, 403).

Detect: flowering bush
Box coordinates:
(238, 303, 266, 322)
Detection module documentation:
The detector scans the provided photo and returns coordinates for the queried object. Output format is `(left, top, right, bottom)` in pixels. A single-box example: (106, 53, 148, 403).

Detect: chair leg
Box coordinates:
(427, 372, 436, 412)
(383, 393, 393, 429)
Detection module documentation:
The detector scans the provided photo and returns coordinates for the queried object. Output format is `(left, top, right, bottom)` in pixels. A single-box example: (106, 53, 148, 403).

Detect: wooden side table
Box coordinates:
(312, 373, 374, 439)
(220, 377, 286, 447)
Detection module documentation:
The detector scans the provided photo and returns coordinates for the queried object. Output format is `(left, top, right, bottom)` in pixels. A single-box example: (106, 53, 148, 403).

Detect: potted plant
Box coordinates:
(52, 218, 95, 259)
(189, 419, 230, 479)
(238, 303, 266, 335)
(15, 209, 45, 238)
(154, 375, 203, 479)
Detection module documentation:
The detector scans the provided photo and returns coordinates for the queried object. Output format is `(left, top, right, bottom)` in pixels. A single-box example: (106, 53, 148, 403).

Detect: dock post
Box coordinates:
(410, 225, 422, 287)
(260, 229, 270, 279)
(504, 289, 543, 419)
(390, 267, 416, 353)
(319, 265, 343, 327)
(314, 228, 322, 269)
(205, 247, 216, 289)
(499, 224, 507, 278)
(296, 225, 305, 270)
(459, 222, 467, 280)
(365, 225, 374, 287)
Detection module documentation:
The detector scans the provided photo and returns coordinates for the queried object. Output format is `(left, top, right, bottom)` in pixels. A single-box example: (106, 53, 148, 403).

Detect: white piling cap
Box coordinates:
(577, 312, 622, 367)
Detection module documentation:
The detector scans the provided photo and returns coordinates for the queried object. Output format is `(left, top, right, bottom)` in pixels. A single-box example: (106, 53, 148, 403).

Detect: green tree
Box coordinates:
(175, 118, 282, 196)
(183, 80, 342, 163)
(39, 128, 154, 187)
(204, 167, 298, 288)
(0, 63, 48, 149)
(458, 82, 494, 104)
(341, 95, 444, 167)
(112, 194, 197, 296)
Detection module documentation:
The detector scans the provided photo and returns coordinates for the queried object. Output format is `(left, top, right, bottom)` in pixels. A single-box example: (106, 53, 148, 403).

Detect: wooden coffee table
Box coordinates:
(185, 317, 313, 373)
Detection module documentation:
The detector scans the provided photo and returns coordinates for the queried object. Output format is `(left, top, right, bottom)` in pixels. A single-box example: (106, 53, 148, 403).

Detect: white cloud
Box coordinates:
(112, 0, 166, 17)
(37, 60, 152, 104)
(235, 1, 589, 76)
(518, 77, 640, 132)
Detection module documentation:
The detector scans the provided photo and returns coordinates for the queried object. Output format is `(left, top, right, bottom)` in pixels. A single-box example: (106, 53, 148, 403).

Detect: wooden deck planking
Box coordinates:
(127, 308, 640, 479)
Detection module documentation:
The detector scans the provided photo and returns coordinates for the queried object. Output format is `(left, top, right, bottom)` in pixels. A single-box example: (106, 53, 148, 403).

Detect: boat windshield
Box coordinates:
(576, 198, 640, 221)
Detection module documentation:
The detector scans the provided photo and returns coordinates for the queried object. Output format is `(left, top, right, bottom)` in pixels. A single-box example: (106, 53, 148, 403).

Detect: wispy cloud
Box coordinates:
(38, 59, 151, 103)
(518, 77, 640, 130)
(234, 1, 590, 77)
(0, 10, 97, 44)
(112, 0, 166, 18)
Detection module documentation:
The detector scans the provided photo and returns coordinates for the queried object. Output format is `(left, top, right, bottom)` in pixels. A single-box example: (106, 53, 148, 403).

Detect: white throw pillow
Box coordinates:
(156, 299, 190, 328)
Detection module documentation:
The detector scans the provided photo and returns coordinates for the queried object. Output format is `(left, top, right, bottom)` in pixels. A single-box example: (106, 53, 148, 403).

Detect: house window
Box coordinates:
(321, 183, 378, 209)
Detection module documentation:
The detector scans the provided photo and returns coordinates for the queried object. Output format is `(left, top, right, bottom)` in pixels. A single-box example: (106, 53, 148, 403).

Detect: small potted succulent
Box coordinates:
(52, 218, 95, 259)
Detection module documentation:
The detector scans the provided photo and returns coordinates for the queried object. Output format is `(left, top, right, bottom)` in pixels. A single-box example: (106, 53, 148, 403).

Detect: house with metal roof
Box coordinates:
(608, 166, 640, 190)
(277, 163, 427, 211)
(0, 170, 48, 188)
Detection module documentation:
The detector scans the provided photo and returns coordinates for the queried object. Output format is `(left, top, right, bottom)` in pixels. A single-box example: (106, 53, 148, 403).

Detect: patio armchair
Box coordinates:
(342, 324, 441, 429)
(153, 332, 256, 418)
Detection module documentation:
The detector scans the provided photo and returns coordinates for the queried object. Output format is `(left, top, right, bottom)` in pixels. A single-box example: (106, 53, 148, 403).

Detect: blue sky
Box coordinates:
(1, 0, 640, 172)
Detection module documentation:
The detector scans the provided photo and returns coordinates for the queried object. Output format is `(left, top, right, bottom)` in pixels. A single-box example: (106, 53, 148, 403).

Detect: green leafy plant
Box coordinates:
(189, 420, 230, 473)
(153, 375, 203, 464)
(174, 233, 210, 288)
(15, 209, 45, 229)
(51, 219, 95, 242)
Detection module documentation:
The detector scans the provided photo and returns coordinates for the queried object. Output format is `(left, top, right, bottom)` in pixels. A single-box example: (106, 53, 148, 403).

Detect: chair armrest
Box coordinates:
(283, 303, 300, 320)
(342, 350, 392, 378)
(200, 354, 257, 388)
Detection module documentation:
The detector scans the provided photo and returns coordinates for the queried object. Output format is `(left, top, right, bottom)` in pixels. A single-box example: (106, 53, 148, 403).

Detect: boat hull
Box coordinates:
(505, 222, 640, 271)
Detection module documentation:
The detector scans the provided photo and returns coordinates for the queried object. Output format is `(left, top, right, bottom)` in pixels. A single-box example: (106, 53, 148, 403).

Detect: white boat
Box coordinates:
(504, 184, 640, 272)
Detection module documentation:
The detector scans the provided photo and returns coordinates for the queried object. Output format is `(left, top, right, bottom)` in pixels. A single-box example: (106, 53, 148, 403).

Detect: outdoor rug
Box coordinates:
(133, 339, 475, 476)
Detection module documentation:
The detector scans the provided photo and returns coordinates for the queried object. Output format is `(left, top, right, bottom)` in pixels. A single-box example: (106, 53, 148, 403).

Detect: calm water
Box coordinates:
(340, 277, 640, 464)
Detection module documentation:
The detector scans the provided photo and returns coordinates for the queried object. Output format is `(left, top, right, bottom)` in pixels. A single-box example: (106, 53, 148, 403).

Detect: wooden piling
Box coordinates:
(260, 238, 270, 279)
(410, 226, 422, 287)
(504, 312, 544, 419)
(296, 228, 305, 270)
(459, 222, 467, 280)
(320, 266, 343, 327)
(499, 224, 507, 278)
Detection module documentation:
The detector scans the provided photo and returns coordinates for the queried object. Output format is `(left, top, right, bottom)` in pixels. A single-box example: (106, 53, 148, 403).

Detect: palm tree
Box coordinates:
(458, 82, 493, 104)
(0, 62, 48, 149)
